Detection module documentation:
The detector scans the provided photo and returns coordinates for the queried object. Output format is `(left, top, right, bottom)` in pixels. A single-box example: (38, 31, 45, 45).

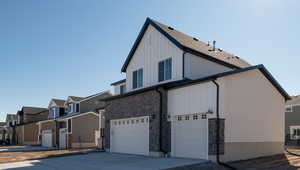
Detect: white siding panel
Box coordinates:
(126, 25, 183, 91)
(168, 82, 216, 116)
(219, 70, 285, 143)
(113, 82, 125, 95)
(184, 53, 232, 79)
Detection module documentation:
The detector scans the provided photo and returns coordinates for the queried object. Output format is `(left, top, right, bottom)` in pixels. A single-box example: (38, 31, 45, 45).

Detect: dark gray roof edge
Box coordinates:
(121, 18, 240, 72)
(105, 65, 290, 101)
(111, 79, 126, 86)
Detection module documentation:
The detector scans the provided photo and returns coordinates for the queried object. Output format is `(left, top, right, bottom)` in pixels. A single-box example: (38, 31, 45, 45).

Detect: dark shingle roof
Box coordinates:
(121, 18, 251, 72)
(22, 107, 48, 115)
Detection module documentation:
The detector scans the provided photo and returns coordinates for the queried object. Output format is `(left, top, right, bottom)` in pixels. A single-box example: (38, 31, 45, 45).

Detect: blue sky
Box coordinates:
(0, 0, 299, 121)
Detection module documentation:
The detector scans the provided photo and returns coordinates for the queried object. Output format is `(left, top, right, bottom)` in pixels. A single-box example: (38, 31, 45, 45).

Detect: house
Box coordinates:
(285, 95, 300, 145)
(4, 114, 17, 144)
(0, 122, 6, 142)
(16, 107, 49, 145)
(103, 18, 290, 162)
(37, 91, 111, 149)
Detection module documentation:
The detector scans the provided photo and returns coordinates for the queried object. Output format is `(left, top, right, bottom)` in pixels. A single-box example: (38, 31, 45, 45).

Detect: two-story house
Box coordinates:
(38, 91, 111, 149)
(285, 95, 300, 145)
(103, 18, 290, 162)
(16, 106, 49, 145)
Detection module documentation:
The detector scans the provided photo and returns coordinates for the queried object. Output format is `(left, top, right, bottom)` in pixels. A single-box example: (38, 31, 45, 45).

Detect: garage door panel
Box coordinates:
(110, 116, 149, 155)
(171, 115, 208, 159)
(42, 130, 52, 147)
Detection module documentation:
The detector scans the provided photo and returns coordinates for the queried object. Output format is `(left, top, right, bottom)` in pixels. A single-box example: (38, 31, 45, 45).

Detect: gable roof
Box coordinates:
(106, 65, 290, 101)
(49, 99, 66, 108)
(21, 106, 48, 115)
(121, 18, 251, 72)
(69, 96, 85, 102)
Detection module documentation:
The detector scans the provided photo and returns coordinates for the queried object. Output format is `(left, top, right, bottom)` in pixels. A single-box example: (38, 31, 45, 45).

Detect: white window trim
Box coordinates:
(285, 105, 293, 112)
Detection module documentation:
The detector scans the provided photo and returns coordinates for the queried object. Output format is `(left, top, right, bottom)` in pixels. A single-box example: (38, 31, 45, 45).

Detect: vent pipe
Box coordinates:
(213, 40, 216, 51)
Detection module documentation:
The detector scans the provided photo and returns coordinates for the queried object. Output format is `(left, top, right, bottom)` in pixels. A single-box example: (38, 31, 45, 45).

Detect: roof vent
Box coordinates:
(207, 41, 210, 46)
(193, 37, 199, 41)
(235, 56, 240, 59)
(168, 26, 174, 30)
(218, 48, 223, 52)
(213, 40, 216, 51)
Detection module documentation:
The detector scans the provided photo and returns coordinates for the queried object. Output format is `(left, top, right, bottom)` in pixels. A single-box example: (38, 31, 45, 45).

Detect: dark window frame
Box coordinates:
(158, 58, 172, 82)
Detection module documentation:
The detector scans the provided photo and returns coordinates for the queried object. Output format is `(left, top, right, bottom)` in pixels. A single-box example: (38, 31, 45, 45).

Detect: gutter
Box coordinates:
(155, 88, 168, 156)
(212, 80, 236, 170)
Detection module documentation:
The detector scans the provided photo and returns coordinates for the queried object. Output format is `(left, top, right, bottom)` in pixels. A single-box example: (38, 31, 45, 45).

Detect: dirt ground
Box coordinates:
(168, 148, 300, 170)
(0, 148, 95, 164)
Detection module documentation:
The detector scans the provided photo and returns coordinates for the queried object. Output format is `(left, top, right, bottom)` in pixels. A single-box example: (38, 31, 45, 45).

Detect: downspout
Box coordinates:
(212, 80, 236, 170)
(156, 88, 168, 156)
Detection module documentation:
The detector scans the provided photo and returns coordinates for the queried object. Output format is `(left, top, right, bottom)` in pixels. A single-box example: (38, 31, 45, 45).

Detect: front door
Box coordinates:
(59, 128, 67, 149)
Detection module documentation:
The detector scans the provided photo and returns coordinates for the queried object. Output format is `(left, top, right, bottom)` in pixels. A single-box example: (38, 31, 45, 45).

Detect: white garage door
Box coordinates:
(110, 116, 149, 155)
(42, 130, 52, 147)
(171, 114, 208, 159)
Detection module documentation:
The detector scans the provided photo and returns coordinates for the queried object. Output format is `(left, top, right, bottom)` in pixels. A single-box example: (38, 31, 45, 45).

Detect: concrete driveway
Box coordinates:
(0, 152, 207, 170)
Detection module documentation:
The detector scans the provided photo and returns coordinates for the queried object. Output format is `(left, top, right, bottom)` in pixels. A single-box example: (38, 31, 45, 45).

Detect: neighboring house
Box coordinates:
(38, 91, 111, 149)
(4, 114, 17, 144)
(0, 122, 6, 141)
(104, 18, 290, 162)
(285, 95, 300, 144)
(16, 107, 48, 145)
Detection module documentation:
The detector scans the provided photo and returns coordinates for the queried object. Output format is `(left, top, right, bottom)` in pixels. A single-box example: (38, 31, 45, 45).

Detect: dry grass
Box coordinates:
(0, 148, 94, 164)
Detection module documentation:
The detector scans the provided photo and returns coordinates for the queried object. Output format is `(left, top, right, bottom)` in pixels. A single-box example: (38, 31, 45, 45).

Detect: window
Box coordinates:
(59, 107, 65, 117)
(193, 115, 198, 120)
(185, 115, 189, 120)
(68, 103, 73, 113)
(120, 84, 126, 94)
(76, 103, 79, 113)
(177, 116, 182, 121)
(291, 126, 300, 140)
(158, 58, 172, 82)
(286, 105, 293, 112)
(52, 107, 56, 118)
(133, 68, 143, 89)
(67, 119, 72, 133)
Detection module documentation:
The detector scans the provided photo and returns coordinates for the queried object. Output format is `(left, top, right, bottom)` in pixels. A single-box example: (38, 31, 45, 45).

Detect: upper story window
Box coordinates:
(158, 58, 172, 82)
(286, 105, 293, 112)
(120, 84, 126, 94)
(133, 68, 143, 89)
(68, 103, 80, 113)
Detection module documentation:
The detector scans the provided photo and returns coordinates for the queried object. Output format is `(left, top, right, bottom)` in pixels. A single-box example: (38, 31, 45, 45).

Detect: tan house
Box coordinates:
(38, 91, 111, 149)
(16, 107, 48, 145)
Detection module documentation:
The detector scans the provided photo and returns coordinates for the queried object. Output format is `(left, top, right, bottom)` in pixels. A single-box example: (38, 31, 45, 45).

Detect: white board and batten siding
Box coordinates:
(126, 25, 183, 92)
(113, 82, 126, 95)
(168, 82, 216, 160)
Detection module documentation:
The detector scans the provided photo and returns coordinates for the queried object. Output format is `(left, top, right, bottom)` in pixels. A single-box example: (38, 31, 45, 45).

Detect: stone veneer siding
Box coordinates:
(104, 88, 170, 154)
(208, 118, 225, 155)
